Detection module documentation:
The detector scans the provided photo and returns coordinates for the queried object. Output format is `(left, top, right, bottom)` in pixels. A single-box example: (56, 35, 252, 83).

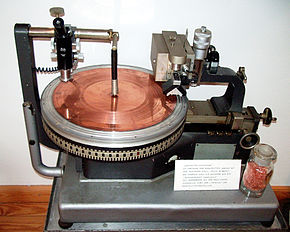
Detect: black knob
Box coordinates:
(261, 107, 276, 125)
(53, 18, 66, 35)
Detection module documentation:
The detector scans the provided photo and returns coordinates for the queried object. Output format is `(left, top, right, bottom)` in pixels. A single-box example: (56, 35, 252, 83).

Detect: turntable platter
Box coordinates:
(52, 68, 176, 131)
(41, 65, 187, 161)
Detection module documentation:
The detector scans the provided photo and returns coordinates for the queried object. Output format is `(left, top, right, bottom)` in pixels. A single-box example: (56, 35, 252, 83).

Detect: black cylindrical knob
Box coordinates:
(53, 18, 66, 35)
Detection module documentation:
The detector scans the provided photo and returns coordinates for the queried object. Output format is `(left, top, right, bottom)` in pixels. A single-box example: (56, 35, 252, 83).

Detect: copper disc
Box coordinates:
(52, 68, 177, 131)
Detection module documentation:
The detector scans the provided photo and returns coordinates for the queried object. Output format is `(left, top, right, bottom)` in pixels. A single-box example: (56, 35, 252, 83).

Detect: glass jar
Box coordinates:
(240, 143, 277, 198)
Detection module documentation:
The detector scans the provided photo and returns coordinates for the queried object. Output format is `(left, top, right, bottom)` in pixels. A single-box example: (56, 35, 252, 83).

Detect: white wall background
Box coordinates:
(0, 0, 289, 185)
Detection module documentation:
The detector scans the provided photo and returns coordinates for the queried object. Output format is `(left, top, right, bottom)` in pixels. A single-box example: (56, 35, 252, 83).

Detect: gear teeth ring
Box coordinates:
(43, 121, 184, 162)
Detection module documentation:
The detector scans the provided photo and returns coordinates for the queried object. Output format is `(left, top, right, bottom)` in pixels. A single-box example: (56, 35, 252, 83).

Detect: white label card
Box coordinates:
(174, 160, 241, 191)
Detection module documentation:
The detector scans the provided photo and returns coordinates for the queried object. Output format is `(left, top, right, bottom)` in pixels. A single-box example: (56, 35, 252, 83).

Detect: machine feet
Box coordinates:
(58, 219, 73, 229)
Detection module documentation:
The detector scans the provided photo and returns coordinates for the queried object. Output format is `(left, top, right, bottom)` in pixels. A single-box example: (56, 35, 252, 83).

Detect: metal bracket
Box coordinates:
(200, 67, 246, 115)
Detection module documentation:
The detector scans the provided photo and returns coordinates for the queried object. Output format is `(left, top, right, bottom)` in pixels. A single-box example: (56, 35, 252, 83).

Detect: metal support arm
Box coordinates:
(23, 102, 63, 177)
(200, 67, 245, 115)
(15, 23, 57, 149)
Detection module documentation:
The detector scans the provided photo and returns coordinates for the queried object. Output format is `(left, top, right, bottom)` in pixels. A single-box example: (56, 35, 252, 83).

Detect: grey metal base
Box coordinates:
(45, 153, 288, 231)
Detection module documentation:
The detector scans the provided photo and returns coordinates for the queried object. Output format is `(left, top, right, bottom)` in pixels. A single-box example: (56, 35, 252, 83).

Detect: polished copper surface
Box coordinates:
(52, 68, 177, 131)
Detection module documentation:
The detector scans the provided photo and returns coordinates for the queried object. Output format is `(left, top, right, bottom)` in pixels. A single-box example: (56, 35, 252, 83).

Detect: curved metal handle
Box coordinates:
(23, 102, 63, 177)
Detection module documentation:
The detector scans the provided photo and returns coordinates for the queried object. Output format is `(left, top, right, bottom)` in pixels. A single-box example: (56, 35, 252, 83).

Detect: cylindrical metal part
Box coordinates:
(29, 27, 115, 42)
(60, 69, 72, 82)
(23, 102, 62, 177)
(171, 63, 182, 71)
(111, 79, 118, 96)
(74, 28, 112, 42)
(193, 26, 212, 60)
(28, 27, 55, 38)
(112, 33, 118, 50)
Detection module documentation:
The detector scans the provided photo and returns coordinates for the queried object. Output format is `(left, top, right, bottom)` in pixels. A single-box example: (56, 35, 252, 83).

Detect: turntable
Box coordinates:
(15, 8, 286, 231)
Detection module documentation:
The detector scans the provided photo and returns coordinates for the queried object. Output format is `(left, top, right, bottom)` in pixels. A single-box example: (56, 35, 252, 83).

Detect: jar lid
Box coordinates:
(253, 143, 277, 166)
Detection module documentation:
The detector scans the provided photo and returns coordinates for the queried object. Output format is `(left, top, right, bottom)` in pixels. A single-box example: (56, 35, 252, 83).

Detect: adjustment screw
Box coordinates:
(50, 7, 65, 18)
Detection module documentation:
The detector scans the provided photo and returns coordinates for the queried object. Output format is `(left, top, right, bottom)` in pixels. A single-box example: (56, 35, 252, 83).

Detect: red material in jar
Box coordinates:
(242, 161, 269, 192)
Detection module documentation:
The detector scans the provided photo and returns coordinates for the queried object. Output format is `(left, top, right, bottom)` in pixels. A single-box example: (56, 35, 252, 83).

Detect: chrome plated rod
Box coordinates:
(28, 27, 55, 37)
(29, 27, 115, 42)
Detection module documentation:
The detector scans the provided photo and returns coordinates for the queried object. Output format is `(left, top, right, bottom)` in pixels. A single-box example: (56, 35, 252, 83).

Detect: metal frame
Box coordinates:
(59, 153, 279, 223)
(44, 153, 289, 231)
(200, 67, 245, 115)
(15, 24, 57, 149)
(14, 23, 120, 176)
(15, 24, 62, 177)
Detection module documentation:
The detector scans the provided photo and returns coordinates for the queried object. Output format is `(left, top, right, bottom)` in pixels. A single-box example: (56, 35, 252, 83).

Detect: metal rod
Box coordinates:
(75, 28, 112, 42)
(112, 32, 118, 50)
(29, 27, 115, 42)
(111, 33, 119, 96)
(23, 102, 63, 177)
(28, 27, 55, 37)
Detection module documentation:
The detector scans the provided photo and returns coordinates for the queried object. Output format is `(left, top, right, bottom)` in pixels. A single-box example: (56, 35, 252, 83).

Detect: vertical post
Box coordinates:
(111, 33, 118, 96)
(14, 24, 57, 149)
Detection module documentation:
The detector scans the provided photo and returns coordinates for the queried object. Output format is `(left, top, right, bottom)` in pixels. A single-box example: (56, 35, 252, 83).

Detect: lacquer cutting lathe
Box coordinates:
(15, 7, 287, 231)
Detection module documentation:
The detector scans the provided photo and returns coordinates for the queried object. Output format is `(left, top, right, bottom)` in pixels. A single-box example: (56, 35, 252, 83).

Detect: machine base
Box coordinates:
(45, 153, 288, 231)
